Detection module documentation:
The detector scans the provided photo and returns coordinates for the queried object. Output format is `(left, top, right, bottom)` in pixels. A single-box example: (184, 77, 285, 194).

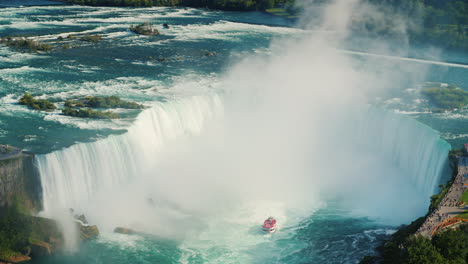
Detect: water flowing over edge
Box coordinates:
(36, 94, 224, 212)
(360, 106, 451, 198)
(33, 95, 452, 259)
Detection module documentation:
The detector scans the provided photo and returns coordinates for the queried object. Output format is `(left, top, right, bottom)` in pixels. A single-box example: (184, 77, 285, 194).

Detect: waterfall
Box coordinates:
(358, 106, 451, 198)
(36, 95, 223, 213)
(36, 95, 450, 222)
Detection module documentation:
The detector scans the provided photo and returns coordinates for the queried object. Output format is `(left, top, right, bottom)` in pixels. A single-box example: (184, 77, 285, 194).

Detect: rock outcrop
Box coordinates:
(0, 152, 42, 215)
(114, 227, 136, 235)
(30, 241, 52, 257)
(0, 147, 99, 263)
(79, 224, 100, 240)
(1, 254, 31, 264)
(129, 23, 160, 36)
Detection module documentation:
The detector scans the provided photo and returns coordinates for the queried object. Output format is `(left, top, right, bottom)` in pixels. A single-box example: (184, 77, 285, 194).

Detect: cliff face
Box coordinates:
(0, 153, 42, 215)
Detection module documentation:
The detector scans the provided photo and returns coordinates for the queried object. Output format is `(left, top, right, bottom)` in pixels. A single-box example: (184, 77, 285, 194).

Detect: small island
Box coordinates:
(129, 23, 160, 36)
(62, 107, 120, 119)
(18, 93, 57, 111)
(18, 94, 144, 119)
(421, 83, 468, 111)
(0, 37, 52, 52)
(65, 96, 145, 109)
(79, 34, 103, 43)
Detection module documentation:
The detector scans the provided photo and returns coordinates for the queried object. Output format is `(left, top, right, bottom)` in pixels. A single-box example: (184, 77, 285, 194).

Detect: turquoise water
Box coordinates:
(0, 2, 467, 264)
(0, 4, 295, 154)
(31, 205, 395, 264)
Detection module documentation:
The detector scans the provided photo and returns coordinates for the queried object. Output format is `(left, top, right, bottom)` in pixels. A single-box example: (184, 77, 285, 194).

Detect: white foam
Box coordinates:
(165, 21, 301, 42)
(0, 66, 45, 74)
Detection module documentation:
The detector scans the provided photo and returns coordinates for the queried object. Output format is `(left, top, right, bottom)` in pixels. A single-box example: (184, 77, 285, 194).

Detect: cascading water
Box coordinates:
(358, 106, 451, 198)
(36, 95, 223, 213)
(36, 93, 450, 222)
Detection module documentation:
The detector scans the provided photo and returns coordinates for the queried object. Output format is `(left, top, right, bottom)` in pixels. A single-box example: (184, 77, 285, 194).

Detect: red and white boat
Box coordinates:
(262, 217, 277, 233)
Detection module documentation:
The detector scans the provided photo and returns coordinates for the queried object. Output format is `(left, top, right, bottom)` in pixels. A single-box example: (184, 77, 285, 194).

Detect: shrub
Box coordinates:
(66, 96, 144, 109)
(79, 34, 103, 42)
(18, 93, 57, 111)
(0, 37, 52, 52)
(421, 84, 468, 110)
(62, 107, 120, 119)
(0, 209, 32, 259)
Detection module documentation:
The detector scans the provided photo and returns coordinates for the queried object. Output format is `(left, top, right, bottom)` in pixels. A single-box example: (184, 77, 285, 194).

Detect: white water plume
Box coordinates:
(35, 0, 452, 257)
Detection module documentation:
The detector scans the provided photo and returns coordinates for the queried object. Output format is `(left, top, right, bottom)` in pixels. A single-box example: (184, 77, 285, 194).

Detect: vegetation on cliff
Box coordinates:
(65, 96, 144, 109)
(352, 0, 468, 51)
(361, 148, 468, 264)
(19, 93, 57, 111)
(0, 209, 99, 262)
(361, 223, 468, 264)
(0, 209, 32, 260)
(421, 84, 468, 111)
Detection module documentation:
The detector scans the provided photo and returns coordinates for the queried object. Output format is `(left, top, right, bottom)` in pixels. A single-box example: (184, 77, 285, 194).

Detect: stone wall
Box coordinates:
(0, 153, 42, 215)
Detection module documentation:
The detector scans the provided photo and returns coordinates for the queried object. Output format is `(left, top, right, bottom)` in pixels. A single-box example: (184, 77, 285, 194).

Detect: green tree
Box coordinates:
(403, 236, 448, 264)
(432, 228, 468, 262)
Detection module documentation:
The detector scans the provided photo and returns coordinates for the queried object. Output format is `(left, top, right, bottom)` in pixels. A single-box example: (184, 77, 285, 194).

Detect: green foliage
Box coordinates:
(459, 211, 468, 219)
(421, 84, 468, 110)
(430, 184, 451, 212)
(18, 93, 57, 111)
(369, 224, 468, 264)
(67, 96, 144, 109)
(62, 107, 121, 119)
(79, 34, 103, 42)
(359, 255, 379, 264)
(0, 209, 32, 260)
(362, 0, 468, 51)
(64, 0, 174, 7)
(403, 236, 448, 264)
(0, 37, 52, 52)
(392, 217, 426, 244)
(432, 228, 468, 263)
(461, 189, 468, 204)
(449, 148, 464, 160)
(265, 7, 297, 18)
(64, 100, 73, 107)
(59, 0, 293, 10)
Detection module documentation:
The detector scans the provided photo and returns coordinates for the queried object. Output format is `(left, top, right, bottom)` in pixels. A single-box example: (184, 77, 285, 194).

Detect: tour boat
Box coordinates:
(262, 217, 277, 233)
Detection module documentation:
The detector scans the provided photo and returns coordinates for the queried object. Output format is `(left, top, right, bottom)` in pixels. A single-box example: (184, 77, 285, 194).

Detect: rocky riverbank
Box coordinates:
(0, 145, 99, 263)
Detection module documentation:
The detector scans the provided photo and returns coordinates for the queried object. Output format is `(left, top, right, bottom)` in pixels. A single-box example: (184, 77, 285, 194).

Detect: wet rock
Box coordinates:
(114, 227, 136, 235)
(75, 214, 88, 225)
(4, 255, 31, 263)
(79, 224, 99, 241)
(30, 241, 52, 257)
(204, 52, 216, 57)
(130, 23, 160, 36)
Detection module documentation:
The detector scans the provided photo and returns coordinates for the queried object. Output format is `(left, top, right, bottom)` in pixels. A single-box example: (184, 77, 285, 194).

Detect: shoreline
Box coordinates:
(362, 149, 468, 264)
